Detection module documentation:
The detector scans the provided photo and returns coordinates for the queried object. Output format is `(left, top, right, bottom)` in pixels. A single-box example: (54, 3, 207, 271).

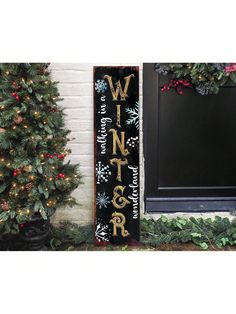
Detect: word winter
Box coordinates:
(94, 67, 139, 245)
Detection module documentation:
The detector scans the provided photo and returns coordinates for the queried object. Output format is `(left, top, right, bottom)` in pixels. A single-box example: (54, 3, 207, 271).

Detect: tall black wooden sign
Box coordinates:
(94, 66, 139, 245)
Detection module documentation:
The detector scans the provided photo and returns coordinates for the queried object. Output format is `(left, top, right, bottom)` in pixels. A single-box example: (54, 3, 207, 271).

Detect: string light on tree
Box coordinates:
(46, 200, 56, 207)
(24, 165, 32, 172)
(0, 63, 81, 232)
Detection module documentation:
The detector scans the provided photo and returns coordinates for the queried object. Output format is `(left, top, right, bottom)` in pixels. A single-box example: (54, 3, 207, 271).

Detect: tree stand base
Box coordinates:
(19, 217, 50, 251)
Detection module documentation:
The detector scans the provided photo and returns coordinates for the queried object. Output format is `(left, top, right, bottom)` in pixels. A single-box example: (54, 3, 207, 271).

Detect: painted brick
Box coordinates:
(52, 70, 93, 83)
(68, 131, 93, 144)
(66, 120, 93, 132)
(64, 108, 93, 121)
(58, 83, 93, 96)
(61, 96, 92, 108)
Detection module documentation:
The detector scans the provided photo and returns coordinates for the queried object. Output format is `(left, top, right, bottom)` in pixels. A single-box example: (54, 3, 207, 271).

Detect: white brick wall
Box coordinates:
(50, 63, 143, 225)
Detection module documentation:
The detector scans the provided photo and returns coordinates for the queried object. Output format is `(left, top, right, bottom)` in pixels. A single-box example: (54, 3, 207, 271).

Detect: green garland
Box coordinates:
(45, 216, 236, 251)
(155, 63, 236, 95)
(141, 216, 236, 250)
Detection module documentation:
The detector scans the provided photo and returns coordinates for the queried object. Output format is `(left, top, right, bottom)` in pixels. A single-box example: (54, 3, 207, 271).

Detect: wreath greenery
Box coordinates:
(155, 63, 236, 95)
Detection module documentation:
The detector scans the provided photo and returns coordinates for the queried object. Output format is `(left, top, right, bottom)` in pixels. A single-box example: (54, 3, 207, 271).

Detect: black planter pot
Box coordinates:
(19, 216, 50, 251)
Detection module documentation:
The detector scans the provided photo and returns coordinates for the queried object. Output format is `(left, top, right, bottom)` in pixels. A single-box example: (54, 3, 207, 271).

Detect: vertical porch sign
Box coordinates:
(94, 66, 139, 245)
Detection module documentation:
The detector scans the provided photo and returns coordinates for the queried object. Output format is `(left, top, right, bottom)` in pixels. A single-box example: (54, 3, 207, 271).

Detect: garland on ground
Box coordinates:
(141, 216, 236, 250)
(48, 221, 93, 250)
(46, 216, 236, 250)
(155, 63, 236, 95)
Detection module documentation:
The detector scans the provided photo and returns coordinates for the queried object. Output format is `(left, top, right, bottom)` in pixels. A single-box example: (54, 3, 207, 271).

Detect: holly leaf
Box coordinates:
(191, 232, 202, 238)
(175, 221, 183, 229)
(10, 211, 16, 219)
(38, 184, 44, 194)
(37, 165, 43, 174)
(0, 211, 9, 221)
(178, 218, 187, 226)
(160, 216, 168, 223)
(199, 242, 208, 250)
(43, 189, 49, 199)
(35, 93, 42, 102)
(20, 103, 27, 113)
(218, 72, 223, 80)
(221, 237, 229, 246)
(39, 208, 47, 220)
(34, 200, 43, 212)
(230, 72, 236, 84)
(44, 125, 52, 134)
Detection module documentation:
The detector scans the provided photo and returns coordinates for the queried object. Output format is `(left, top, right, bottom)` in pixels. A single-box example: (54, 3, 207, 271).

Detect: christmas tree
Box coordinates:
(0, 63, 81, 234)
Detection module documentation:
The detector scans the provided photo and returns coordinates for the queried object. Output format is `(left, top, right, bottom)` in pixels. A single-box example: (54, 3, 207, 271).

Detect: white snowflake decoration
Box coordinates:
(96, 161, 111, 184)
(95, 221, 110, 242)
(95, 79, 108, 94)
(126, 101, 139, 130)
(96, 192, 110, 209)
(126, 136, 139, 149)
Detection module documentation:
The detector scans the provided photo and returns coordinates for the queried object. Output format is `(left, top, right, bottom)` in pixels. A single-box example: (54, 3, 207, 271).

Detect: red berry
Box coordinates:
(56, 173, 65, 179)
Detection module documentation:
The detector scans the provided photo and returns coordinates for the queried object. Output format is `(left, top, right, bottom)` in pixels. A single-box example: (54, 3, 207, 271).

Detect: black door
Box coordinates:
(143, 63, 236, 212)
